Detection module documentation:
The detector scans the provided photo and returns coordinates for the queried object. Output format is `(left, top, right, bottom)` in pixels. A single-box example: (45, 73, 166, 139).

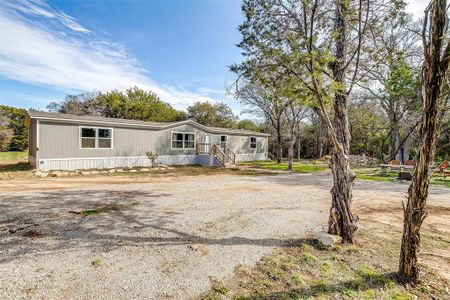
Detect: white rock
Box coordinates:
(139, 168, 150, 172)
(310, 231, 341, 247)
(55, 172, 69, 177)
(35, 172, 48, 178)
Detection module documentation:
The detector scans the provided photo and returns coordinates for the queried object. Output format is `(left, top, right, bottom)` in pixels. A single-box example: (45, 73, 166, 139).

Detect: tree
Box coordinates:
(47, 91, 101, 115)
(0, 105, 28, 151)
(48, 87, 187, 122)
(234, 83, 287, 163)
(348, 99, 386, 157)
(187, 101, 237, 128)
(284, 103, 308, 170)
(0, 109, 14, 151)
(361, 13, 422, 162)
(234, 0, 398, 243)
(399, 0, 450, 283)
(237, 119, 261, 132)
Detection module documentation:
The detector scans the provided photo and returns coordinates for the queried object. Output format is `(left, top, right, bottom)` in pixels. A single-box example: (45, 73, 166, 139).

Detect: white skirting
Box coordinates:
(38, 155, 197, 171)
(37, 152, 267, 171)
(235, 153, 267, 162)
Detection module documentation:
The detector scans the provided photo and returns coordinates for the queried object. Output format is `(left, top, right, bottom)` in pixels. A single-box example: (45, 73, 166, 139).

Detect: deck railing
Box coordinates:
(196, 143, 236, 166)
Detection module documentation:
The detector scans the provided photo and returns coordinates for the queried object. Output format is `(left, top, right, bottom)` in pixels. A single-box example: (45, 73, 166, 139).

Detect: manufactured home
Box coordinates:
(25, 111, 269, 171)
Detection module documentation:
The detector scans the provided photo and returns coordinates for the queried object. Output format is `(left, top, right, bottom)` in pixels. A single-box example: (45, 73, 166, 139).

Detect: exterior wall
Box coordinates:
(28, 119, 37, 167)
(208, 133, 268, 161)
(38, 121, 207, 159)
(35, 120, 268, 170)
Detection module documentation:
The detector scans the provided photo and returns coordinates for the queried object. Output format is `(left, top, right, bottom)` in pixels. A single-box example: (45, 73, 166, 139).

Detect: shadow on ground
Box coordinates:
(0, 188, 304, 264)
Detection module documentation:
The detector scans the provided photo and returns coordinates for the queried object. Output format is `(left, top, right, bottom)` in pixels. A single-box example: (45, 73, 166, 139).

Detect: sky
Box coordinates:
(0, 0, 428, 114)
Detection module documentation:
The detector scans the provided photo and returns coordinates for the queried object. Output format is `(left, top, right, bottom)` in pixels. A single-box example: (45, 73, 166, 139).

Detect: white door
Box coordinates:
(205, 135, 210, 153)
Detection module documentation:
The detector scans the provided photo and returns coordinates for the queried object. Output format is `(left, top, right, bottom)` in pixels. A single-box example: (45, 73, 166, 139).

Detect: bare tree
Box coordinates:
(399, 0, 450, 283)
(284, 104, 308, 170)
(235, 83, 287, 163)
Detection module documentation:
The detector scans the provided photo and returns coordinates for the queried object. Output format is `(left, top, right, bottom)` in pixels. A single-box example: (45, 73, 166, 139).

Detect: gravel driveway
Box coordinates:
(0, 172, 448, 299)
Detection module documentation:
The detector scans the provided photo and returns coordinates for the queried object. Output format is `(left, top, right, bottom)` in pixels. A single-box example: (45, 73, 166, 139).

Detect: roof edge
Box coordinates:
(27, 111, 270, 137)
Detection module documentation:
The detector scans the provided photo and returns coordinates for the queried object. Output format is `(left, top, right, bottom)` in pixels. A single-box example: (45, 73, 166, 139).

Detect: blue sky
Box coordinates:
(0, 0, 426, 113)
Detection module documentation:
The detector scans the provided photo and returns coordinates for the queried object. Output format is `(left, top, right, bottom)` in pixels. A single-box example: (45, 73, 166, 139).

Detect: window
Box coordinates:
(171, 132, 195, 149)
(81, 128, 96, 148)
(250, 137, 257, 149)
(220, 135, 228, 144)
(80, 127, 112, 149)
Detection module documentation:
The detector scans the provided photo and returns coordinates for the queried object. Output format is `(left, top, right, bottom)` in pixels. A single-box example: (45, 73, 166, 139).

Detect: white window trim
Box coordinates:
(220, 134, 229, 144)
(79, 126, 113, 150)
(250, 136, 257, 149)
(170, 131, 196, 150)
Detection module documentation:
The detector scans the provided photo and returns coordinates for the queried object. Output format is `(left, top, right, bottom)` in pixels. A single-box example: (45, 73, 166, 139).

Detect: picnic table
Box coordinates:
(379, 164, 415, 175)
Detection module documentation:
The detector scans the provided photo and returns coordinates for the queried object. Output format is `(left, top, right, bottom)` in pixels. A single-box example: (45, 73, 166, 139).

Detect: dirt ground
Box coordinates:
(0, 172, 448, 299)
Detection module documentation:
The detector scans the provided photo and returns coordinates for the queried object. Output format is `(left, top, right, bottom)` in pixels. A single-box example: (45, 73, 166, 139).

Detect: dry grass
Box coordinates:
(201, 203, 450, 300)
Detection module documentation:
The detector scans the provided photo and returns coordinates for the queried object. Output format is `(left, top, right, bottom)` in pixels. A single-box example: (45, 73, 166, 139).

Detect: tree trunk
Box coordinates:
(318, 122, 324, 158)
(402, 134, 412, 161)
(399, 0, 449, 283)
(297, 136, 301, 162)
(287, 134, 296, 171)
(327, 0, 358, 244)
(276, 120, 282, 163)
(394, 128, 402, 162)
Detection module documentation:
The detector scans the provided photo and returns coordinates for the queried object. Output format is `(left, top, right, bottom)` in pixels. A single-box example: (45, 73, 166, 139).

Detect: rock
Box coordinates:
(115, 169, 125, 173)
(129, 169, 138, 173)
(90, 171, 99, 175)
(52, 171, 69, 177)
(35, 172, 48, 178)
(139, 168, 150, 172)
(188, 244, 199, 251)
(80, 171, 91, 175)
(310, 231, 341, 247)
(107, 169, 117, 174)
(347, 154, 378, 167)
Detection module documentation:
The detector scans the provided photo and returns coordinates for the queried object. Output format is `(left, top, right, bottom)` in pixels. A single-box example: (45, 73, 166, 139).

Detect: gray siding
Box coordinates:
(38, 121, 267, 159)
(28, 119, 37, 158)
(208, 134, 267, 155)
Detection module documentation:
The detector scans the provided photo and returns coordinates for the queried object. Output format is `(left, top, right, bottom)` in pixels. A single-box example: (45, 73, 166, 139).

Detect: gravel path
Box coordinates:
(0, 173, 448, 299)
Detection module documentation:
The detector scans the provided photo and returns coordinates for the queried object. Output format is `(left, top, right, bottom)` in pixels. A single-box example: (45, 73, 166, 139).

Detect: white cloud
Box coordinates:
(0, 0, 212, 109)
(405, 0, 428, 20)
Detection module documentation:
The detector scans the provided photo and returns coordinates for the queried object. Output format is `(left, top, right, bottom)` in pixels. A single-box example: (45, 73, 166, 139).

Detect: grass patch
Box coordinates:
(201, 233, 447, 300)
(0, 150, 28, 164)
(355, 167, 450, 188)
(0, 151, 32, 176)
(211, 280, 229, 295)
(81, 209, 99, 216)
(90, 258, 101, 267)
(239, 159, 328, 173)
(300, 252, 317, 264)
